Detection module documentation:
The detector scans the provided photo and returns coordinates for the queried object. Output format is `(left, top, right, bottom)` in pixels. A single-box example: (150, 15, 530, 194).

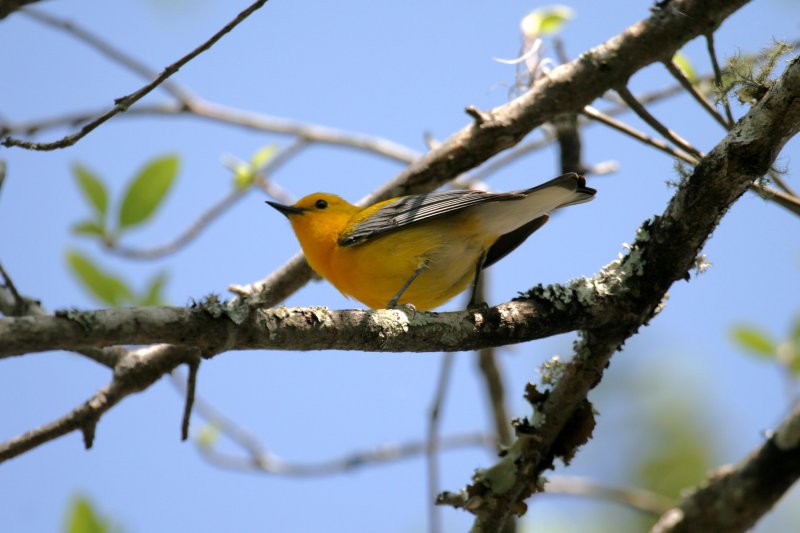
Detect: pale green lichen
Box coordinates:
(693, 254, 712, 276)
(540, 355, 566, 386)
(526, 224, 652, 307)
(535, 475, 548, 492)
(475, 439, 525, 495)
(530, 410, 547, 428)
(572, 331, 592, 361)
(369, 308, 411, 338)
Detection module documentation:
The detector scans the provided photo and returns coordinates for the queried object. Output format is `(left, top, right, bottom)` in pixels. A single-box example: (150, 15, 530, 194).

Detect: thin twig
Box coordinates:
(581, 106, 698, 165)
(477, 348, 512, 446)
(427, 352, 455, 533)
(768, 169, 797, 197)
(107, 139, 305, 260)
(198, 431, 494, 476)
(1, 102, 421, 163)
(553, 113, 585, 174)
(0, 261, 25, 316)
(664, 59, 730, 129)
(616, 85, 704, 160)
(22, 7, 194, 103)
(2, 0, 270, 150)
(749, 182, 800, 217)
(546, 476, 673, 516)
(473, 275, 512, 448)
(181, 358, 200, 441)
(110, 186, 250, 259)
(0, 344, 196, 462)
(170, 368, 493, 476)
(705, 33, 735, 127)
(192, 100, 420, 163)
(169, 371, 266, 457)
(0, 160, 6, 200)
(252, 138, 308, 200)
(459, 133, 556, 188)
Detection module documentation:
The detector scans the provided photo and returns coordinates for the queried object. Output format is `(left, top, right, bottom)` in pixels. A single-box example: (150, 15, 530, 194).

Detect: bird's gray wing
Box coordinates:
(339, 189, 523, 247)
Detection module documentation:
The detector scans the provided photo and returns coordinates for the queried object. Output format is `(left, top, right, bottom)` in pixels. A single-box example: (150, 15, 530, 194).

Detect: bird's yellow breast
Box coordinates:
(321, 213, 489, 310)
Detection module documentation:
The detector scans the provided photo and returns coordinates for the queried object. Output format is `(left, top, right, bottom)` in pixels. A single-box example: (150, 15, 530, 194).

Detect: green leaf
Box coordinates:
(72, 164, 109, 220)
(791, 315, 800, 343)
(71, 220, 106, 238)
(673, 52, 698, 84)
(139, 271, 168, 306)
(66, 496, 108, 533)
(233, 164, 255, 190)
(790, 348, 800, 375)
(251, 144, 278, 170)
(521, 5, 574, 38)
(66, 250, 133, 306)
(118, 154, 179, 230)
(731, 325, 776, 357)
(196, 424, 220, 448)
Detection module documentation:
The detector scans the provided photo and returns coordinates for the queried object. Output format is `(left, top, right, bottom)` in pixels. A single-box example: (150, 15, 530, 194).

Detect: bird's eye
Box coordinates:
(315, 199, 328, 209)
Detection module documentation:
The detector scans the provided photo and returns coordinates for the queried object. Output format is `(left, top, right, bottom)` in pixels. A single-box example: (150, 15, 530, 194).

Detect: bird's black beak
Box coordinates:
(266, 200, 305, 218)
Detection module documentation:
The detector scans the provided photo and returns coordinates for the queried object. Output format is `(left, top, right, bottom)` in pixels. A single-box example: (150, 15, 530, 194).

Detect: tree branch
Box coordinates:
(615, 85, 704, 160)
(0, 0, 40, 20)
(445, 54, 800, 532)
(232, 0, 752, 305)
(546, 476, 673, 516)
(663, 59, 730, 130)
(0, 344, 198, 462)
(2, 0, 270, 150)
(22, 7, 193, 103)
(651, 403, 800, 533)
(0, 298, 598, 359)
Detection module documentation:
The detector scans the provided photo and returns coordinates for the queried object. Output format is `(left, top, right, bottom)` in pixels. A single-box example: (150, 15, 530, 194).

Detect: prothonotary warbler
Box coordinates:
(267, 172, 595, 311)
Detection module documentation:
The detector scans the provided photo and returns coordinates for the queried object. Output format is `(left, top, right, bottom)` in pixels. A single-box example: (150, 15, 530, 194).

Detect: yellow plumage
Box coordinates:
(268, 173, 595, 310)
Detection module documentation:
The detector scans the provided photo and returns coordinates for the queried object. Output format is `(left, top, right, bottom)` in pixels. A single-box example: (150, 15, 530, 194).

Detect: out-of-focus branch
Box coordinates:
(0, 102, 421, 164)
(199, 430, 494, 477)
(446, 53, 800, 532)
(2, 0, 270, 150)
(106, 139, 306, 260)
(546, 476, 673, 516)
(427, 352, 455, 533)
(22, 7, 194, 103)
(749, 182, 800, 217)
(705, 33, 735, 127)
(170, 369, 494, 476)
(473, 276, 512, 449)
(651, 404, 800, 533)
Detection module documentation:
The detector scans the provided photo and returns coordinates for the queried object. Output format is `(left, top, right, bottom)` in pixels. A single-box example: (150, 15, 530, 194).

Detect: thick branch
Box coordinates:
(0, 344, 197, 462)
(651, 404, 800, 533)
(457, 55, 800, 532)
(0, 298, 598, 359)
(0, 0, 40, 20)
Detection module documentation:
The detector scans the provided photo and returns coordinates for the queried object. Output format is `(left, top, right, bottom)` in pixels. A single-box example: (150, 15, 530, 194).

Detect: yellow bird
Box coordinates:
(267, 172, 595, 311)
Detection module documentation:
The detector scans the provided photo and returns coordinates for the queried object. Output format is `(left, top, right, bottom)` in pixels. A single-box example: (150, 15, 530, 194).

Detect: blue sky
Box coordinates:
(2, 1, 799, 532)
